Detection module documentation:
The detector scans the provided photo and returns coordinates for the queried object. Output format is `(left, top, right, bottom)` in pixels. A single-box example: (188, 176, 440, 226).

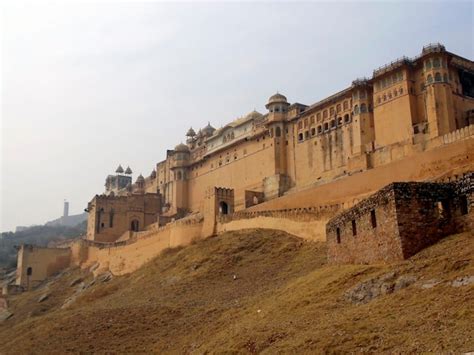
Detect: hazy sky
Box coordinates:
(1, 1, 473, 232)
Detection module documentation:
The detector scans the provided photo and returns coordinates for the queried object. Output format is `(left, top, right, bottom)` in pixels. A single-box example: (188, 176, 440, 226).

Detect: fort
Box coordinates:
(9, 43, 474, 290)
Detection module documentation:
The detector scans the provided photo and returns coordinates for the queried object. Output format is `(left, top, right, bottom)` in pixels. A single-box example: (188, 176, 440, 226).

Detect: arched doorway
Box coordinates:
(219, 201, 229, 215)
(130, 219, 140, 232)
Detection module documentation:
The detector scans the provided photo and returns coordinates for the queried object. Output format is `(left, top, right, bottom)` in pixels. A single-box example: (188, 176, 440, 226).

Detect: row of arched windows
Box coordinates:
(353, 103, 369, 115)
(426, 72, 449, 84)
(297, 114, 352, 142)
(375, 71, 404, 91)
(424, 57, 447, 70)
(306, 100, 350, 126)
(376, 87, 404, 104)
(222, 131, 235, 143)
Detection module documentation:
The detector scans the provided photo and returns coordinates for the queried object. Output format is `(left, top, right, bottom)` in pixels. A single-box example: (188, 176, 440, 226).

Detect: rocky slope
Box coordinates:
(0, 229, 473, 353)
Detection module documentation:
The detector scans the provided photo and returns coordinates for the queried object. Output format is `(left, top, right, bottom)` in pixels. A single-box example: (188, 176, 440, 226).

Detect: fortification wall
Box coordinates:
(248, 134, 474, 212)
(216, 205, 341, 241)
(16, 245, 71, 288)
(79, 218, 204, 275)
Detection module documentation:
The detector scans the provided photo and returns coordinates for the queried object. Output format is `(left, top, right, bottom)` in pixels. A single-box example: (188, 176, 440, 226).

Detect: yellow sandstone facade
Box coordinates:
(12, 43, 474, 288)
(84, 43, 474, 243)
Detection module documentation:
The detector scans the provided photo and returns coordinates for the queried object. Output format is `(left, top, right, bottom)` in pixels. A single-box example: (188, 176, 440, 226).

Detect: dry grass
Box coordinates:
(0, 229, 473, 354)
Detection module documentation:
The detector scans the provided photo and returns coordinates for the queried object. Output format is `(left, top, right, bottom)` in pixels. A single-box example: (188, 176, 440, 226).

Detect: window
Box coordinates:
(275, 127, 282, 137)
(310, 115, 315, 124)
(360, 103, 367, 113)
(354, 105, 360, 115)
(130, 219, 140, 232)
(399, 87, 404, 95)
(443, 73, 448, 82)
(336, 104, 341, 113)
(435, 72, 442, 82)
(298, 133, 303, 141)
(427, 74, 433, 84)
(343, 101, 349, 110)
(323, 110, 328, 119)
(304, 131, 309, 139)
(311, 127, 316, 136)
(27, 267, 32, 276)
(337, 117, 343, 126)
(330, 120, 336, 129)
(344, 114, 350, 123)
(330, 107, 335, 116)
(394, 89, 398, 97)
(298, 121, 303, 130)
(323, 122, 329, 131)
(425, 59, 432, 70)
(219, 201, 229, 215)
(351, 220, 357, 236)
(370, 210, 377, 228)
(317, 125, 322, 134)
(336, 228, 341, 244)
(388, 92, 392, 99)
(433, 57, 441, 68)
(460, 195, 469, 215)
(304, 118, 308, 128)
(109, 210, 114, 228)
(377, 96, 381, 104)
(316, 112, 321, 121)
(397, 71, 403, 81)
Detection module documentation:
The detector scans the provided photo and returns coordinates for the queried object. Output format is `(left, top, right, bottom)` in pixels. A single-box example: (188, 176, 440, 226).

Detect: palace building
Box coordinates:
(85, 43, 474, 243)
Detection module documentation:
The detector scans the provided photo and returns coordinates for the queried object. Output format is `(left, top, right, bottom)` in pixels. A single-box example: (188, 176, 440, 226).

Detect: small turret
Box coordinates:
(115, 165, 124, 174)
(125, 166, 132, 175)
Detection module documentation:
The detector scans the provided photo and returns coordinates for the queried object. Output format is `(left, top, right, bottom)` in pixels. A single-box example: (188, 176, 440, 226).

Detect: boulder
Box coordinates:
(0, 309, 13, 323)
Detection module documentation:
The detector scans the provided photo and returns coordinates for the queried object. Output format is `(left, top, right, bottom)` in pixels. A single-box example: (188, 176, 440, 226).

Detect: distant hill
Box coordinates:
(44, 212, 87, 228)
(0, 221, 87, 268)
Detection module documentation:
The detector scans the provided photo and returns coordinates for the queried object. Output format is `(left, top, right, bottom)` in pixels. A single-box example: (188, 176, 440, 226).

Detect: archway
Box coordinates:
(219, 201, 229, 215)
(27, 267, 32, 276)
(130, 219, 140, 232)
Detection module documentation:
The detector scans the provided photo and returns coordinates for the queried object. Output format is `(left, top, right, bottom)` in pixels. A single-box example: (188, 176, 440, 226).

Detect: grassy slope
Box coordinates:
(0, 229, 473, 354)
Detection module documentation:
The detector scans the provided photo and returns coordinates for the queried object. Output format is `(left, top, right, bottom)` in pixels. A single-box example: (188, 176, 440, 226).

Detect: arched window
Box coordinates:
(337, 117, 343, 126)
(344, 114, 350, 123)
(311, 127, 316, 136)
(343, 101, 348, 110)
(317, 125, 322, 134)
(360, 103, 367, 113)
(219, 201, 229, 215)
(394, 89, 398, 97)
(330, 120, 336, 128)
(298, 133, 303, 141)
(399, 87, 404, 95)
(130, 220, 139, 232)
(109, 209, 114, 228)
(388, 92, 392, 99)
(426, 59, 432, 70)
(383, 94, 387, 101)
(336, 104, 341, 113)
(27, 267, 33, 276)
(323, 122, 329, 131)
(435, 72, 442, 82)
(427, 74, 433, 84)
(354, 105, 360, 115)
(443, 73, 448, 82)
(323, 110, 328, 119)
(316, 112, 321, 121)
(275, 127, 281, 137)
(433, 58, 441, 68)
(298, 121, 303, 130)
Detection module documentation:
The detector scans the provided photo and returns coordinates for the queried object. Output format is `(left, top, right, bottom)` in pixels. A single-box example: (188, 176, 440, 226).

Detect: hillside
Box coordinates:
(0, 229, 473, 353)
(0, 222, 86, 269)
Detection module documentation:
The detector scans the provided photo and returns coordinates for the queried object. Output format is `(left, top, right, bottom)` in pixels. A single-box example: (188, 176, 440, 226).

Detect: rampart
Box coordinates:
(326, 173, 473, 264)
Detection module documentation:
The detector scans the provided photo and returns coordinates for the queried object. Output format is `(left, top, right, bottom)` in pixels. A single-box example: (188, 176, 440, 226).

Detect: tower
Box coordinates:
(63, 200, 69, 218)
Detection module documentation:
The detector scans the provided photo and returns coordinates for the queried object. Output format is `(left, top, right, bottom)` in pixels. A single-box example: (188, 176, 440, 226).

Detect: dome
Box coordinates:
(125, 166, 132, 175)
(115, 165, 124, 174)
(266, 92, 288, 107)
(174, 142, 190, 152)
(186, 127, 196, 137)
(136, 174, 145, 183)
(245, 110, 263, 121)
(202, 122, 216, 135)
